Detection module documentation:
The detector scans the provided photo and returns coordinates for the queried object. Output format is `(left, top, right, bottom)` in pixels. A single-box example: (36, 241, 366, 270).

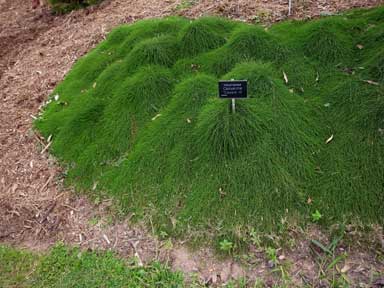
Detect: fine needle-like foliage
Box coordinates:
(36, 8, 384, 243)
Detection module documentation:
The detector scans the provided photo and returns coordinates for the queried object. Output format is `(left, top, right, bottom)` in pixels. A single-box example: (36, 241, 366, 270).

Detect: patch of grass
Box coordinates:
(0, 244, 184, 288)
(174, 46, 239, 77)
(36, 8, 384, 245)
(363, 5, 384, 23)
(48, 0, 103, 14)
(50, 65, 175, 187)
(309, 226, 351, 288)
(302, 18, 353, 64)
(365, 48, 384, 83)
(0, 246, 37, 287)
(227, 25, 286, 62)
(310, 79, 384, 224)
(179, 18, 232, 57)
(127, 35, 180, 68)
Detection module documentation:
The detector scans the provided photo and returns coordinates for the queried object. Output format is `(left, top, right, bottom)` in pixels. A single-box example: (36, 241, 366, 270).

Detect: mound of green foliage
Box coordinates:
(36, 7, 384, 244)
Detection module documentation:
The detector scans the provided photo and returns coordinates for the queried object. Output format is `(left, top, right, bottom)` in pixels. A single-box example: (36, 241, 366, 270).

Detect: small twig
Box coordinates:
(103, 234, 111, 245)
(9, 210, 21, 217)
(39, 202, 56, 224)
(80, 237, 97, 246)
(61, 204, 80, 212)
(34, 134, 45, 147)
(54, 192, 66, 200)
(40, 141, 52, 154)
(39, 174, 54, 193)
(129, 240, 143, 267)
(35, 222, 48, 236)
(113, 231, 118, 248)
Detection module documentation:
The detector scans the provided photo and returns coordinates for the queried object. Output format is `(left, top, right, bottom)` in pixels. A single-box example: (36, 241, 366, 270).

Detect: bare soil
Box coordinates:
(0, 0, 383, 286)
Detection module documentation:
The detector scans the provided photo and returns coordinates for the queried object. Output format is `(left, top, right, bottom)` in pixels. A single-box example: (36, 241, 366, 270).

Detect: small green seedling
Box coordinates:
(219, 239, 234, 253)
(312, 210, 322, 222)
(266, 247, 278, 264)
(159, 230, 169, 239)
(88, 217, 99, 226)
(249, 228, 261, 247)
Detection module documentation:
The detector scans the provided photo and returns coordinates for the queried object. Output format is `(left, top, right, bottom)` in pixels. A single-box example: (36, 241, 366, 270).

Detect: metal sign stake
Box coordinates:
(218, 79, 247, 113)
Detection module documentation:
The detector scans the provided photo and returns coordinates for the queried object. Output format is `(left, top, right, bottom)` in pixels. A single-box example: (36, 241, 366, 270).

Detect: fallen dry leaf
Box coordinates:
(151, 113, 162, 121)
(325, 134, 334, 144)
(283, 71, 288, 84)
(340, 264, 351, 273)
(364, 80, 379, 86)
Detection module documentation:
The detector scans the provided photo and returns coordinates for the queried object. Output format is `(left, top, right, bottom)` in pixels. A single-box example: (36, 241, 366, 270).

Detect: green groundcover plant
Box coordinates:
(0, 245, 184, 287)
(36, 7, 384, 242)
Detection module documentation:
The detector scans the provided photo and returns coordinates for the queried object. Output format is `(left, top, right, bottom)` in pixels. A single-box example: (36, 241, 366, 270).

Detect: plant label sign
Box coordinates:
(218, 80, 248, 99)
